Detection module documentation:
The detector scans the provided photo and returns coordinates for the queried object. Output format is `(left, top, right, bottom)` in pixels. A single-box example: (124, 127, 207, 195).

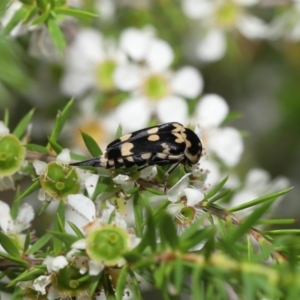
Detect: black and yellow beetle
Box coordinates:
(70, 122, 202, 182)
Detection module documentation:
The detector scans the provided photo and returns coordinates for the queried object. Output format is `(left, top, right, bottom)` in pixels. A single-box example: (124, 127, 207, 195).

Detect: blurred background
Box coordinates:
(0, 0, 300, 219)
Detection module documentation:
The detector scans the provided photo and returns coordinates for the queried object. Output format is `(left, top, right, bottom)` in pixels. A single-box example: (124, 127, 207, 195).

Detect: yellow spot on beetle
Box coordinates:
(157, 153, 167, 159)
(120, 134, 132, 141)
(141, 153, 152, 160)
(147, 127, 159, 134)
(121, 143, 134, 156)
(161, 142, 170, 154)
(173, 133, 184, 143)
(148, 135, 160, 141)
(172, 123, 183, 132)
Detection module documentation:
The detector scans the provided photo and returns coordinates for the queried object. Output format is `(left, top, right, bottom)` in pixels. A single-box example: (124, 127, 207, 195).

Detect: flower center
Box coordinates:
(40, 162, 80, 200)
(215, 3, 239, 29)
(174, 206, 196, 226)
(86, 225, 128, 266)
(95, 59, 117, 91)
(0, 152, 7, 161)
(143, 74, 169, 100)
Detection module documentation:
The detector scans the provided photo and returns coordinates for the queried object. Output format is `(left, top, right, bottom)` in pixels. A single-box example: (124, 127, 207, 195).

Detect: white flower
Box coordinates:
(0, 201, 34, 234)
(195, 94, 244, 167)
(61, 29, 126, 96)
(182, 0, 269, 62)
(111, 27, 203, 131)
(166, 186, 205, 247)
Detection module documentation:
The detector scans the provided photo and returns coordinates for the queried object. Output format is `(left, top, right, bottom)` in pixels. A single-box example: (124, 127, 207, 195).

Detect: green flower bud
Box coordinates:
(40, 162, 80, 200)
(51, 266, 92, 297)
(0, 134, 25, 177)
(86, 224, 128, 266)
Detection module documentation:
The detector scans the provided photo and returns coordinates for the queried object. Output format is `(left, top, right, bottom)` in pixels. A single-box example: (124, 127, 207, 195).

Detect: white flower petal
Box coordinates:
(196, 94, 229, 128)
(85, 174, 99, 198)
(0, 121, 9, 134)
(33, 160, 47, 175)
(166, 203, 183, 216)
(43, 256, 54, 272)
(89, 260, 104, 276)
(71, 239, 87, 250)
(182, 0, 213, 19)
(56, 149, 71, 163)
(113, 63, 142, 91)
(246, 168, 270, 191)
(95, 0, 116, 19)
(38, 188, 46, 201)
(15, 203, 34, 232)
(140, 166, 157, 180)
(156, 96, 188, 124)
(32, 275, 51, 295)
(184, 188, 204, 207)
(129, 233, 141, 249)
(269, 176, 290, 193)
(196, 30, 226, 62)
(51, 256, 68, 272)
(47, 286, 61, 300)
(67, 29, 105, 63)
(60, 71, 95, 96)
(145, 39, 174, 71)
(65, 207, 91, 234)
(199, 159, 221, 189)
(120, 27, 153, 61)
(167, 173, 190, 202)
(113, 174, 130, 185)
(171, 66, 203, 98)
(237, 14, 269, 39)
(114, 97, 152, 132)
(209, 127, 244, 166)
(0, 201, 13, 233)
(66, 248, 80, 259)
(67, 194, 96, 222)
